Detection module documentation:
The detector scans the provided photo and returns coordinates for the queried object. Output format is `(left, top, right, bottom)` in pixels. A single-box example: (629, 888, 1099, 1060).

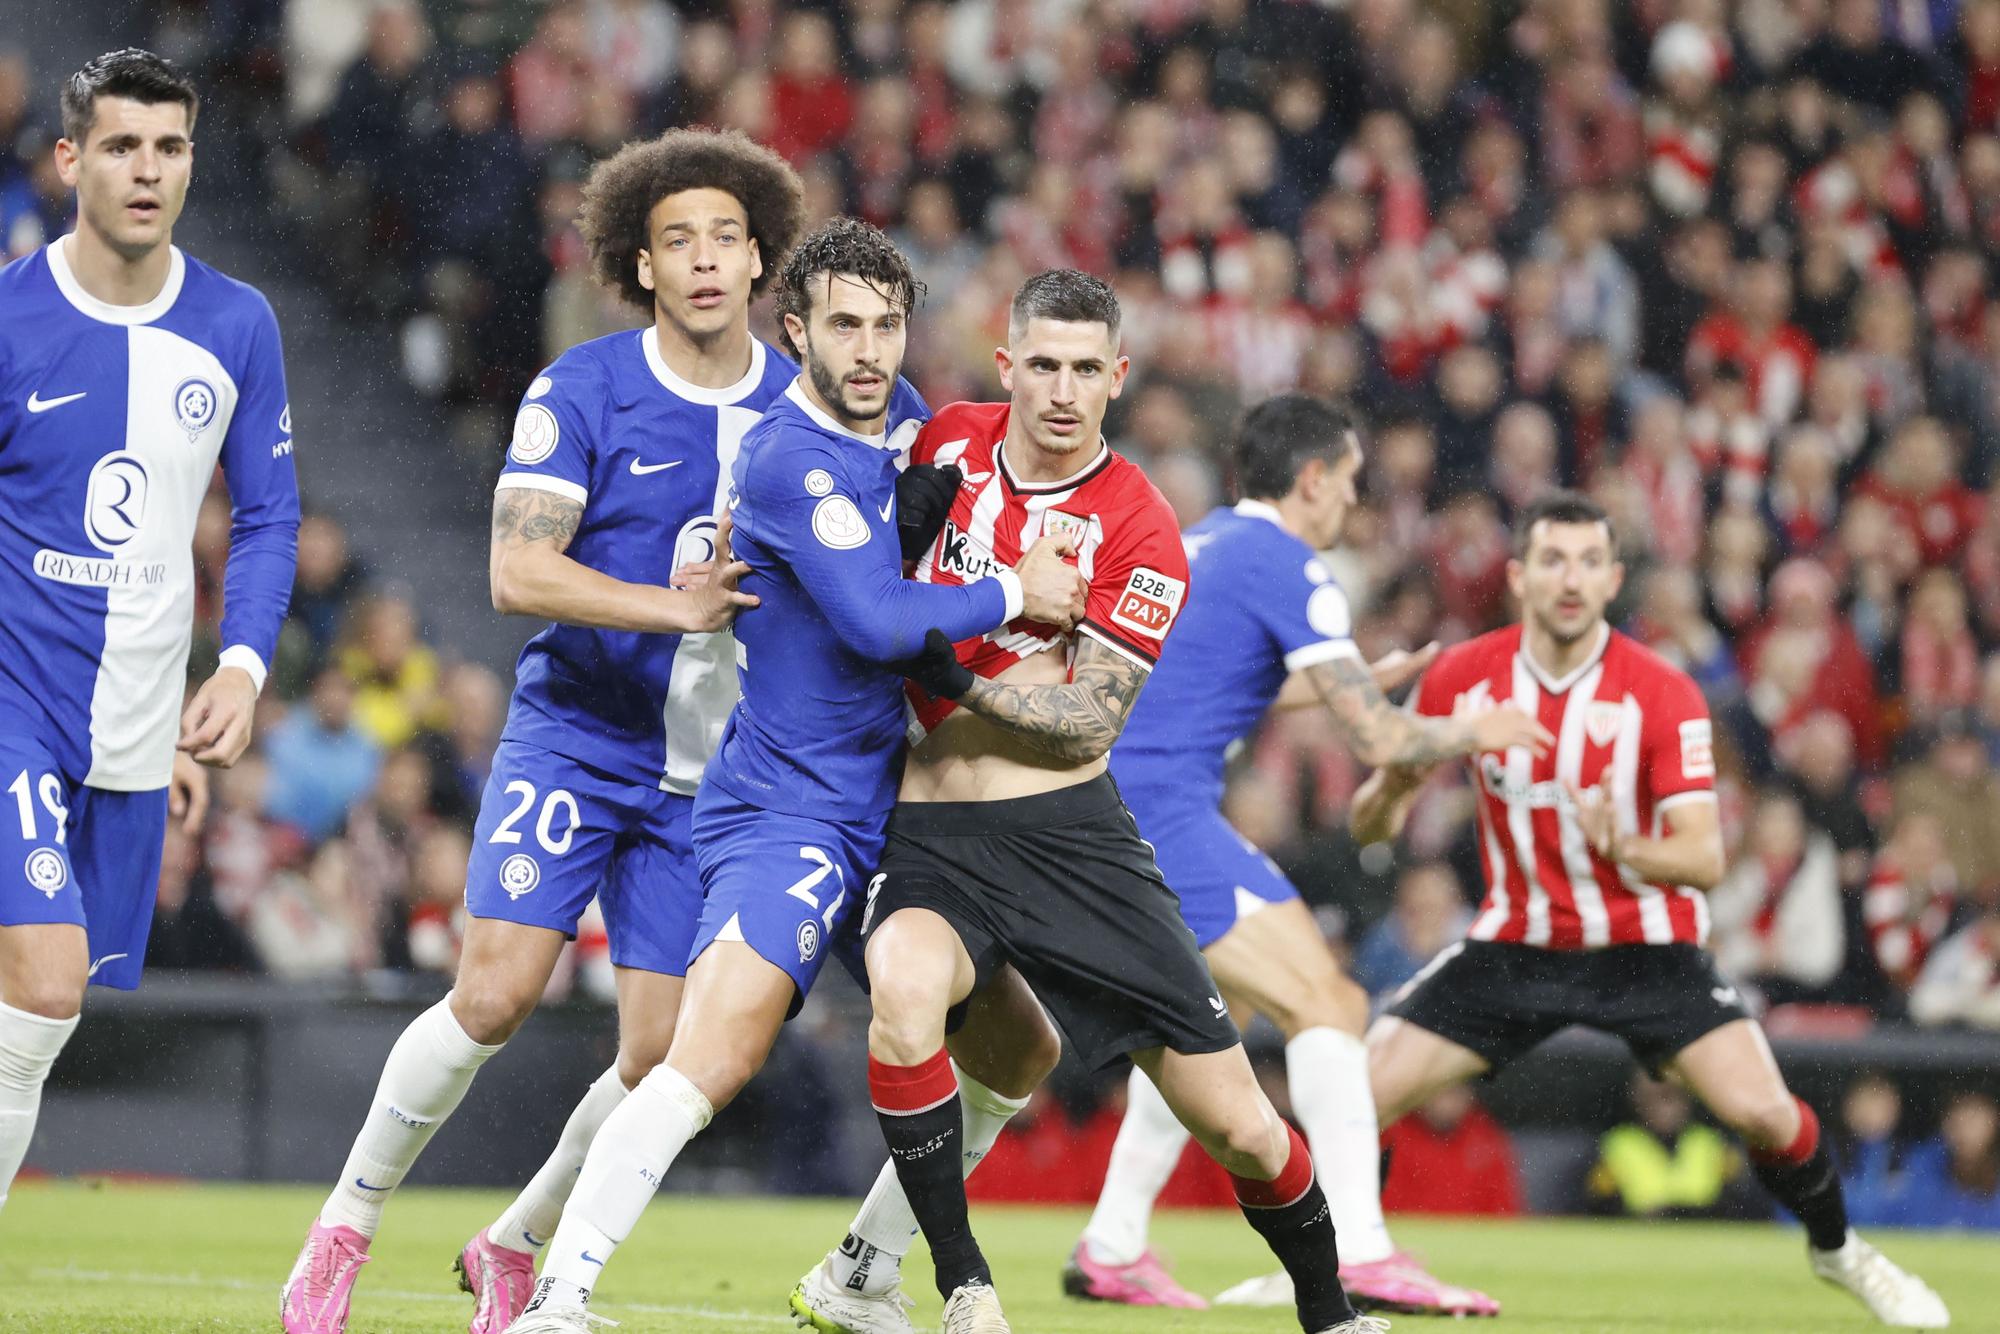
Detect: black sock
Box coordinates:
(869, 1052, 988, 1299)
(1232, 1127, 1357, 1332)
(1238, 1180, 1357, 1330)
(1753, 1140, 1850, 1252)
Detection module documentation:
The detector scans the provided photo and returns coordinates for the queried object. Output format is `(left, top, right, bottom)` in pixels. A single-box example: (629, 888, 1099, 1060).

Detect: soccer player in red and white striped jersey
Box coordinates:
(1350, 492, 1948, 1330)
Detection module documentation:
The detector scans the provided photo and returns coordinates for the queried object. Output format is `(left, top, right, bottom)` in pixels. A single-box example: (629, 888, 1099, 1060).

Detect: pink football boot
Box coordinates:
(455, 1228, 538, 1333)
(1342, 1252, 1501, 1317)
(1061, 1242, 1210, 1309)
(280, 1221, 372, 1333)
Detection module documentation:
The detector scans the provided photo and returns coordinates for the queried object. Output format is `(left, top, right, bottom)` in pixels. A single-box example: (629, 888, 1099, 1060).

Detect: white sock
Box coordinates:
(0, 1001, 80, 1212)
(1288, 1026, 1393, 1265)
(538, 1063, 712, 1297)
(319, 997, 503, 1238)
(487, 1065, 629, 1253)
(832, 1063, 1030, 1296)
(1080, 1065, 1191, 1266)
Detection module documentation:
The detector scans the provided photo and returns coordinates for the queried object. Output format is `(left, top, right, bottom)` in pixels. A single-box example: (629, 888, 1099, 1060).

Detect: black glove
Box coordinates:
(896, 462, 962, 561)
(897, 627, 975, 700)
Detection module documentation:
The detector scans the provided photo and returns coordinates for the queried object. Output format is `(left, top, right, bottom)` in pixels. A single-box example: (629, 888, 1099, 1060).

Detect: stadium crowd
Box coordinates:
(5, 0, 2000, 1221)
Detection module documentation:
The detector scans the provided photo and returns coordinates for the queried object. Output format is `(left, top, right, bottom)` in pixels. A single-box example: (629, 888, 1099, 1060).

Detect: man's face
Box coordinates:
(996, 317, 1128, 457)
(637, 187, 761, 343)
(1508, 519, 1622, 647)
(787, 272, 907, 429)
(55, 97, 192, 260)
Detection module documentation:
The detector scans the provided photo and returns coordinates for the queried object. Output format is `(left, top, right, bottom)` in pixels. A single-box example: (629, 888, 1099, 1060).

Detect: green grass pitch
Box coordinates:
(1, 1182, 1993, 1332)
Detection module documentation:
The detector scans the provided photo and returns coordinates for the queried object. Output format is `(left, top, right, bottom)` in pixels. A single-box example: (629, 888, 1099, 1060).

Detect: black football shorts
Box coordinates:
(1388, 938, 1754, 1074)
(860, 774, 1240, 1071)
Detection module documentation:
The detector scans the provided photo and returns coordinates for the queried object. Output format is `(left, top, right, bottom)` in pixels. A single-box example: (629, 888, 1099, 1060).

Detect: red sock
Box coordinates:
(1231, 1123, 1314, 1208)
(1751, 1097, 1820, 1167)
(868, 1049, 957, 1115)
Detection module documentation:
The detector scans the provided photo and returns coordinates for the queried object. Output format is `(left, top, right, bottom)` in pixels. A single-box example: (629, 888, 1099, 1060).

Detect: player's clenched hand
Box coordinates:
(896, 627, 975, 700)
(895, 462, 962, 561)
(1468, 703, 1554, 758)
(169, 749, 210, 835)
(1369, 641, 1439, 694)
(1015, 532, 1087, 628)
(1567, 777, 1622, 862)
(178, 665, 259, 768)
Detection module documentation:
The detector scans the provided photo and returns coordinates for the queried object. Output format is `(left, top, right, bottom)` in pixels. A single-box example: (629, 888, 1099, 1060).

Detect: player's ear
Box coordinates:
(53, 137, 81, 189)
(1107, 352, 1131, 399)
(747, 236, 762, 283)
(783, 311, 807, 356)
(995, 345, 1015, 393)
(1505, 557, 1525, 602)
(1608, 558, 1626, 601)
(635, 247, 655, 294)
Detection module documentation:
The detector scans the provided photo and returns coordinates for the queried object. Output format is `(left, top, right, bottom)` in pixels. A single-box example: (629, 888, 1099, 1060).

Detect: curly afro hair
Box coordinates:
(577, 128, 806, 312)
(771, 216, 924, 360)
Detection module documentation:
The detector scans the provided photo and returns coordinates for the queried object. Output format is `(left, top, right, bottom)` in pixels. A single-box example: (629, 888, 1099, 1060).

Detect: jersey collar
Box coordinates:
(47, 235, 185, 325)
(1518, 621, 1610, 695)
(1233, 498, 1286, 527)
(783, 378, 895, 448)
(997, 434, 1111, 494)
(642, 327, 767, 405)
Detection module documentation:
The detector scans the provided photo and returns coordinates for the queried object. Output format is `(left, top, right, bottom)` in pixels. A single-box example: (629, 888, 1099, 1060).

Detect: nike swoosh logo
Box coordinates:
(353, 1177, 391, 1192)
(522, 1230, 546, 1247)
(581, 1250, 607, 1267)
(630, 459, 682, 475)
(87, 953, 128, 978)
(878, 498, 894, 521)
(27, 390, 86, 413)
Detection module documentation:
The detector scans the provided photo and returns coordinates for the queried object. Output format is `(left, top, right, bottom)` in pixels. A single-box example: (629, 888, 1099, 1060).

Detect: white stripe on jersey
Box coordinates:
(1553, 662, 1613, 947)
(659, 402, 760, 795)
(88, 324, 237, 787)
(1506, 657, 1550, 946)
(1610, 693, 1674, 944)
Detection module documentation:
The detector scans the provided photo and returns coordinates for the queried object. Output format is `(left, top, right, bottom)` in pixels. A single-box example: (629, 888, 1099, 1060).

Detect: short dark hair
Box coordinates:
(1511, 489, 1616, 557)
(61, 48, 198, 146)
(772, 216, 921, 359)
(1009, 269, 1121, 342)
(1232, 394, 1360, 500)
(577, 128, 805, 311)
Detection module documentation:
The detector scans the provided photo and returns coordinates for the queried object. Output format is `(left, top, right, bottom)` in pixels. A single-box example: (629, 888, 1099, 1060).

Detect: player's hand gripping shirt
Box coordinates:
(1410, 624, 1719, 948)
(708, 381, 1020, 821)
(1110, 499, 1357, 807)
(495, 331, 802, 794)
(902, 401, 1189, 734)
(0, 241, 298, 789)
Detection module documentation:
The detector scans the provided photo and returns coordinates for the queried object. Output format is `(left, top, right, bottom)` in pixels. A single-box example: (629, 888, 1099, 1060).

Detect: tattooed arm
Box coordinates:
(1305, 654, 1553, 769)
(953, 636, 1151, 765)
(489, 487, 755, 633)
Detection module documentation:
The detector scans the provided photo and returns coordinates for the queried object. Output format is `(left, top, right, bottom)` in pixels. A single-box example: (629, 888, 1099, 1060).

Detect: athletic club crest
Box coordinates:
(1585, 700, 1624, 748)
(173, 376, 218, 441)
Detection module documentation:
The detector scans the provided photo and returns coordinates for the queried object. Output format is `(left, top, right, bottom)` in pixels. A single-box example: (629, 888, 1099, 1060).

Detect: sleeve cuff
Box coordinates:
(1283, 639, 1362, 673)
(217, 645, 270, 695)
(991, 569, 1024, 623)
(495, 472, 589, 505)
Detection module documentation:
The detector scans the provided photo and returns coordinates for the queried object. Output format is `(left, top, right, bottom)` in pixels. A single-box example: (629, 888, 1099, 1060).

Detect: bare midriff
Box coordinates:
(897, 638, 1108, 803)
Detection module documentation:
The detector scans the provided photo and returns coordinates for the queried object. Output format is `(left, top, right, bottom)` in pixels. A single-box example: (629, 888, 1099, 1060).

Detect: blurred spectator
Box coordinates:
(1777, 710, 1876, 885)
(404, 823, 471, 976)
(1380, 1085, 1522, 1217)
(1741, 558, 1884, 768)
(1863, 809, 1961, 993)
(263, 664, 383, 841)
(1910, 912, 2000, 1029)
(1838, 1072, 1920, 1225)
(339, 594, 445, 748)
(338, 745, 441, 967)
(1852, 418, 1984, 569)
(1352, 863, 1472, 1000)
(1890, 712, 2000, 897)
(1586, 1074, 1749, 1219)
(1892, 1093, 2000, 1229)
(289, 513, 367, 660)
(1900, 570, 1982, 722)
(147, 822, 258, 973)
(1709, 787, 1846, 1000)
(204, 754, 311, 925)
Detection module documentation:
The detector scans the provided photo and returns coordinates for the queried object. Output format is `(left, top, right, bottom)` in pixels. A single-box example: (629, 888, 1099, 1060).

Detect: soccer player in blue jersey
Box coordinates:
(283, 130, 860, 1333)
(503, 220, 1084, 1333)
(0, 49, 299, 1214)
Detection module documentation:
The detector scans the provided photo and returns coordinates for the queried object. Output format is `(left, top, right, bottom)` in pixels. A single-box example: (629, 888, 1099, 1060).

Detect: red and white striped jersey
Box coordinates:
(1410, 624, 1718, 948)
(905, 401, 1188, 734)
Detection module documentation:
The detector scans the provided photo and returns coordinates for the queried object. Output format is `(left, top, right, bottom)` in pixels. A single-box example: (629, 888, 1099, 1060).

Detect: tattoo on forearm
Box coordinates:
(959, 638, 1149, 763)
(1309, 656, 1471, 767)
(491, 488, 583, 553)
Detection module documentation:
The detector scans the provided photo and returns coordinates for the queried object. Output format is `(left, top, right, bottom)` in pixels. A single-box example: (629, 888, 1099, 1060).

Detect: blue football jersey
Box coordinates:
(707, 379, 1022, 821)
(495, 330, 804, 794)
(1111, 500, 1359, 808)
(0, 240, 298, 790)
